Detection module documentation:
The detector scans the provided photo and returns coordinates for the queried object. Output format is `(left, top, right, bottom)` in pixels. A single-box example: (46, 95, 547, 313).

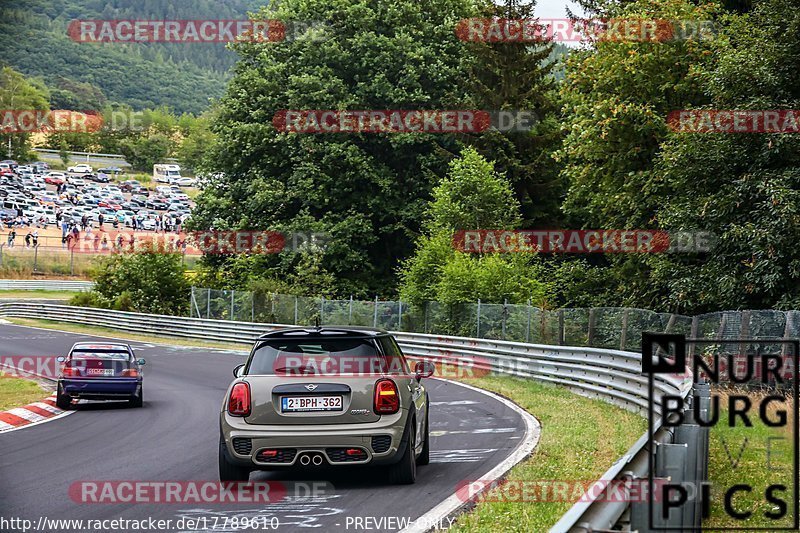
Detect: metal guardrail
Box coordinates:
(0, 302, 698, 531)
(0, 280, 93, 291)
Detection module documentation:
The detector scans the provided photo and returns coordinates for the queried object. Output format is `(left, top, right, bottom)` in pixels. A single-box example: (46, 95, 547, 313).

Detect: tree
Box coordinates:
(119, 133, 173, 171)
(400, 147, 549, 305)
(553, 0, 719, 309)
(463, 0, 565, 226)
(91, 245, 189, 315)
(191, 0, 480, 297)
(0, 67, 49, 160)
(645, 0, 800, 312)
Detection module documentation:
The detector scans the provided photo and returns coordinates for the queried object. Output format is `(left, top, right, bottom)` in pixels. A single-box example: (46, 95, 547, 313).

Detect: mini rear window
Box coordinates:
(247, 338, 406, 376)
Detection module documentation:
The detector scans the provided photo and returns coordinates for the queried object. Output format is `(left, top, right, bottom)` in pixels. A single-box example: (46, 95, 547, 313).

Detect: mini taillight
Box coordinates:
(259, 450, 278, 458)
(346, 448, 365, 456)
(62, 367, 79, 377)
(121, 369, 139, 377)
(228, 382, 251, 417)
(373, 379, 400, 414)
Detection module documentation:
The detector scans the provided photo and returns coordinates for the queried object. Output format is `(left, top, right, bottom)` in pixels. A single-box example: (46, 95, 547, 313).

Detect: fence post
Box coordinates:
(373, 296, 378, 328)
(424, 301, 429, 334)
(190, 286, 195, 317)
(70, 249, 75, 276)
(251, 294, 255, 322)
(270, 292, 276, 319)
(398, 300, 402, 330)
(619, 309, 629, 350)
(320, 296, 325, 324)
(230, 290, 235, 320)
(558, 309, 564, 345)
(294, 296, 299, 325)
(476, 299, 481, 337)
(348, 295, 353, 324)
(207, 288, 211, 319)
(33, 244, 39, 273)
(689, 315, 699, 358)
(0, 243, 3, 267)
(587, 308, 596, 346)
(525, 299, 531, 343)
(501, 299, 508, 340)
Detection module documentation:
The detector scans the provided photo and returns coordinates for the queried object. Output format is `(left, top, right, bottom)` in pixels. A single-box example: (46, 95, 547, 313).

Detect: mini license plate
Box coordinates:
(281, 396, 343, 412)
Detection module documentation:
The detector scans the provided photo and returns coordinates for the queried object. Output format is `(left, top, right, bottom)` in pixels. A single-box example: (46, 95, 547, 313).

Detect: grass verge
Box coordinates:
(0, 290, 79, 299)
(0, 371, 48, 410)
(703, 398, 794, 529)
(4, 317, 249, 352)
(449, 375, 647, 532)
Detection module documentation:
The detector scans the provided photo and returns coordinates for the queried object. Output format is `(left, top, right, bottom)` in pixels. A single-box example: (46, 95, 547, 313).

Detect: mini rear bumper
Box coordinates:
(61, 377, 140, 398)
(221, 410, 409, 467)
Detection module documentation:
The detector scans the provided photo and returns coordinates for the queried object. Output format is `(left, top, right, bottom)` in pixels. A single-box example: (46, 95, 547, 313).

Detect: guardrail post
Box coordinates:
(476, 299, 481, 337)
(694, 382, 711, 482)
(631, 477, 672, 531)
(655, 442, 689, 529)
(675, 421, 702, 528)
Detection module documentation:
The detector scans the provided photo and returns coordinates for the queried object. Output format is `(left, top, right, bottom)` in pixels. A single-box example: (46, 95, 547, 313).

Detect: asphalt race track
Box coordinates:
(0, 323, 527, 532)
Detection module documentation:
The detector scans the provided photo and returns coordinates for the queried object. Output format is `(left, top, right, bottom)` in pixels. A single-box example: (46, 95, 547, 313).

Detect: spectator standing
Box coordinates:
(7, 229, 15, 247)
(24, 231, 31, 248)
(32, 230, 38, 248)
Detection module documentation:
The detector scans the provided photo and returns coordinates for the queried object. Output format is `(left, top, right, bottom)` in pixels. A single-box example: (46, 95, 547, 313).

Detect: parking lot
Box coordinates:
(0, 161, 195, 237)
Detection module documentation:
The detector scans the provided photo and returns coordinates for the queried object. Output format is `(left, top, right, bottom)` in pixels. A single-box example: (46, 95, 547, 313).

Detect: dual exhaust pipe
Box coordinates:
(299, 453, 324, 466)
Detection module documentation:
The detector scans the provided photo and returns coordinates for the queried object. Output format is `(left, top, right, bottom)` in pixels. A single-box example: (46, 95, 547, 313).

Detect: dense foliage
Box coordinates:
(75, 245, 189, 315)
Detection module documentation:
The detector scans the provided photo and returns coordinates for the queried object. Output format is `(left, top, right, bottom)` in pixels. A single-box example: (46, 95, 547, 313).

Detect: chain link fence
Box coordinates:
(190, 287, 800, 348)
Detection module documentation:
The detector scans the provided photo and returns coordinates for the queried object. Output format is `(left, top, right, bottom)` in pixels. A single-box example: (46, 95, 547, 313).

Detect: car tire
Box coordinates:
(55, 382, 71, 410)
(219, 436, 251, 482)
(129, 388, 143, 408)
(388, 420, 416, 485)
(417, 403, 430, 466)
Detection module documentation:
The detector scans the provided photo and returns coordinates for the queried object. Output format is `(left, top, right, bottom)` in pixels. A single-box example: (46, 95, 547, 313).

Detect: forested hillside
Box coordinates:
(0, 0, 265, 113)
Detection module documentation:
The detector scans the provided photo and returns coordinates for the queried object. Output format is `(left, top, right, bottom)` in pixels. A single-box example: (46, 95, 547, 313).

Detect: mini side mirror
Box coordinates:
(137, 358, 146, 365)
(56, 356, 65, 363)
(233, 363, 246, 378)
(414, 360, 436, 380)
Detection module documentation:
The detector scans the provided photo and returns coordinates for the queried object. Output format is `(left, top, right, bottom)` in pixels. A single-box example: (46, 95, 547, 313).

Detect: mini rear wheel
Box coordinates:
(417, 408, 430, 466)
(219, 436, 251, 482)
(388, 421, 416, 484)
